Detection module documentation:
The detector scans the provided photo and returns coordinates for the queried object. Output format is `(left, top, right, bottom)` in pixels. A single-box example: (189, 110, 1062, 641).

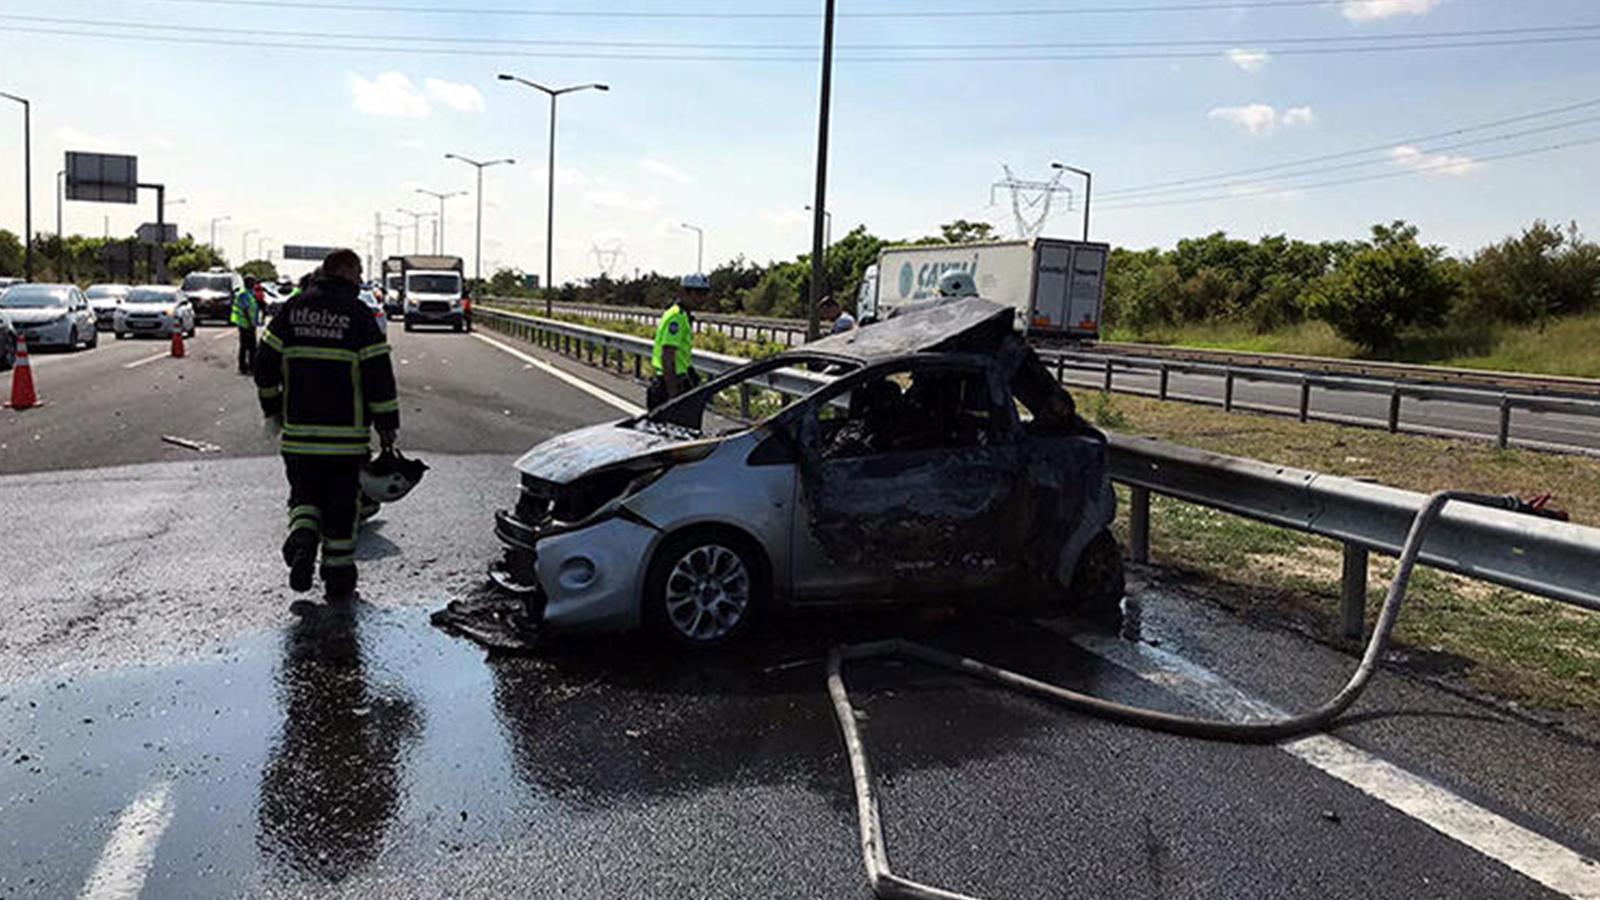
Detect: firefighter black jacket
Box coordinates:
(254, 277, 399, 457)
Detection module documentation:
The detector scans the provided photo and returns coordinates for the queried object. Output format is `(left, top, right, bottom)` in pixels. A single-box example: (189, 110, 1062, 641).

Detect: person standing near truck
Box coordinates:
(648, 274, 709, 409)
(232, 276, 263, 375)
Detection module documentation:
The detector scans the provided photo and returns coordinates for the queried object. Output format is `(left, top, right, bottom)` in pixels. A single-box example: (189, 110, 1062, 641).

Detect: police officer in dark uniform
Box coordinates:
(254, 249, 399, 599)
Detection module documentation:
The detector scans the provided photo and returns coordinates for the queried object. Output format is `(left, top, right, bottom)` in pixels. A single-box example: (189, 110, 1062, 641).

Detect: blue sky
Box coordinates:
(1, 0, 1598, 283)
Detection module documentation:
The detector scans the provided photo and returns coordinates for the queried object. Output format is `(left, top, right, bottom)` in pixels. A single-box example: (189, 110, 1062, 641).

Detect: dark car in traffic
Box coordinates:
(179, 270, 244, 323)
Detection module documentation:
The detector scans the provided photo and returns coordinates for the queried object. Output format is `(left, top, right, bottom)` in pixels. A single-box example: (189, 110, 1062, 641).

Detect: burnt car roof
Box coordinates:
(789, 297, 1015, 365)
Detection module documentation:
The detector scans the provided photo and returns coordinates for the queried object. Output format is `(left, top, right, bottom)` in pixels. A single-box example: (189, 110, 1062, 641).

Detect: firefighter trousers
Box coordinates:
(283, 455, 364, 591)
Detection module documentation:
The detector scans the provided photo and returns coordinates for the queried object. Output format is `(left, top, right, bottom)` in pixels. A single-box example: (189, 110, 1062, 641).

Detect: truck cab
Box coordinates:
(399, 255, 468, 332)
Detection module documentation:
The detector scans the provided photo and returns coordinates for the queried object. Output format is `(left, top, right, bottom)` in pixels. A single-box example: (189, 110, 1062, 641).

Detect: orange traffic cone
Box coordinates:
(170, 326, 186, 358)
(8, 334, 38, 410)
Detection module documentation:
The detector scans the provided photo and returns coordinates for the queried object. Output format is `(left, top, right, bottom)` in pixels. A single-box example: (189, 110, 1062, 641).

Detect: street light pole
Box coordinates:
(805, 204, 832, 295)
(497, 74, 609, 315)
(444, 153, 516, 295)
(1051, 161, 1093, 241)
(806, 0, 836, 341)
(416, 188, 466, 255)
(242, 228, 258, 263)
(209, 215, 229, 253)
(55, 169, 64, 278)
(1, 91, 32, 280)
(680, 223, 704, 274)
(395, 208, 429, 253)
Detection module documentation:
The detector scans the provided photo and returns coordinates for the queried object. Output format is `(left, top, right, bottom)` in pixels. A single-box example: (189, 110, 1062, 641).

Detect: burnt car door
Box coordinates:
(788, 356, 1030, 605)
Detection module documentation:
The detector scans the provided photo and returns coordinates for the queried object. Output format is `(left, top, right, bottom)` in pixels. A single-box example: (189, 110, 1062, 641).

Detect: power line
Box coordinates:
(59, 0, 1544, 20)
(1100, 96, 1600, 199)
(1100, 111, 1600, 206)
(6, 12, 1597, 52)
(1098, 133, 1600, 211)
(6, 22, 1600, 63)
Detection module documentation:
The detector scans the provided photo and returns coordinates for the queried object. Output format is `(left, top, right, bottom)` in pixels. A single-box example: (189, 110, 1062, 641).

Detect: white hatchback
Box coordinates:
(114, 286, 197, 339)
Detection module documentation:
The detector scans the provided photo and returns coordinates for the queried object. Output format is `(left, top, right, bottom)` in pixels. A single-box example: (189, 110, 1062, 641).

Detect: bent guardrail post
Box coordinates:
(1128, 486, 1151, 565)
(1341, 543, 1370, 641)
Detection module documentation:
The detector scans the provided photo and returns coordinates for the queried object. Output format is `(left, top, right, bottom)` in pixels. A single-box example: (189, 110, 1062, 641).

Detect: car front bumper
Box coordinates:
(118, 316, 181, 337)
(493, 507, 656, 633)
(406, 305, 464, 324)
(15, 318, 75, 347)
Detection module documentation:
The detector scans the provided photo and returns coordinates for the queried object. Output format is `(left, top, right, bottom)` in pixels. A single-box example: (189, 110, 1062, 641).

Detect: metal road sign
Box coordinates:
(136, 222, 177, 244)
(65, 151, 138, 203)
(283, 245, 339, 261)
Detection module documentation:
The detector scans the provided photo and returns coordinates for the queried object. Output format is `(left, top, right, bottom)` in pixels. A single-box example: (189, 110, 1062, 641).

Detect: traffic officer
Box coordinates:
(233, 276, 264, 375)
(254, 249, 400, 600)
(648, 273, 709, 409)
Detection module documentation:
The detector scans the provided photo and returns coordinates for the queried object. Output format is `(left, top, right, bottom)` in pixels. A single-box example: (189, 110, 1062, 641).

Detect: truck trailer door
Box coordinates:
(1064, 245, 1107, 339)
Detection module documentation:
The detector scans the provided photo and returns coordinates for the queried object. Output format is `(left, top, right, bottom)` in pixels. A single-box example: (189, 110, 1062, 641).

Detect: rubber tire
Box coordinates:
(1067, 529, 1126, 621)
(643, 527, 766, 651)
(68, 326, 80, 351)
(85, 327, 98, 350)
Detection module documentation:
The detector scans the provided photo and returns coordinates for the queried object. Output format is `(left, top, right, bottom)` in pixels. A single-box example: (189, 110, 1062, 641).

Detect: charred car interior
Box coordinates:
(490, 297, 1123, 649)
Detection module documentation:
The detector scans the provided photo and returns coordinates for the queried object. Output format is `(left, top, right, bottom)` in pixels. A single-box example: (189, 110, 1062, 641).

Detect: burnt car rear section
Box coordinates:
(491, 298, 1123, 648)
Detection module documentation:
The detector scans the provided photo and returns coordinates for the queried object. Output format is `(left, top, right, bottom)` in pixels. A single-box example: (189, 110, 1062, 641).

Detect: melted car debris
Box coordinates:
(431, 591, 541, 653)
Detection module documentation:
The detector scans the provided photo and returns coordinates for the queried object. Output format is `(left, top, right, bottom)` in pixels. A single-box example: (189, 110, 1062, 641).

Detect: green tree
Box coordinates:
(0, 229, 21, 276)
(1462, 221, 1600, 324)
(1303, 221, 1460, 352)
(237, 258, 279, 282)
(740, 266, 800, 317)
(938, 219, 997, 244)
(168, 237, 228, 281)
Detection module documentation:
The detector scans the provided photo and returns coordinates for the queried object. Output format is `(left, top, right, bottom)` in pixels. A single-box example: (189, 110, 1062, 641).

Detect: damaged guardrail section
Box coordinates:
(476, 306, 1600, 638)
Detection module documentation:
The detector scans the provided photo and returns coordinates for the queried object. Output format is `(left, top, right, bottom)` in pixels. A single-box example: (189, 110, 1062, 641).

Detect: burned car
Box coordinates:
(491, 297, 1123, 649)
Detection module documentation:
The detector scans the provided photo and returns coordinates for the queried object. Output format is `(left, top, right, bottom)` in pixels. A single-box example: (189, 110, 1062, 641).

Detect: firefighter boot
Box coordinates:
(283, 529, 319, 594)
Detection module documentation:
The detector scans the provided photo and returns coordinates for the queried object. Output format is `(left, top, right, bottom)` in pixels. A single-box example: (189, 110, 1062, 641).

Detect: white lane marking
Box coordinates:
(1067, 629, 1600, 899)
(210, 329, 235, 342)
(470, 332, 644, 416)
(78, 780, 176, 900)
(122, 351, 170, 370)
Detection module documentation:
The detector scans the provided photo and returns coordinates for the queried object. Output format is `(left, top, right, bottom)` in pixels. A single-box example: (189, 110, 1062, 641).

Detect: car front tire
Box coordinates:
(1067, 529, 1126, 621)
(85, 327, 98, 350)
(644, 528, 765, 650)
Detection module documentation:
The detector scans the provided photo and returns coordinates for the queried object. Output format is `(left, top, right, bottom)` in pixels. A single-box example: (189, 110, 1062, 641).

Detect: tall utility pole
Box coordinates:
(395, 208, 430, 253)
(416, 187, 466, 255)
(806, 0, 836, 341)
(444, 153, 515, 293)
(209, 215, 229, 253)
(680, 223, 704, 274)
(1051, 161, 1093, 240)
(1, 91, 32, 280)
(55, 169, 64, 277)
(242, 229, 258, 263)
(805, 204, 832, 296)
(497, 74, 609, 315)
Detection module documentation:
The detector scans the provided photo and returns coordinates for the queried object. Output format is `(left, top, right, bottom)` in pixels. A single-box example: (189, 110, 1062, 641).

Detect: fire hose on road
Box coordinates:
(827, 490, 1509, 900)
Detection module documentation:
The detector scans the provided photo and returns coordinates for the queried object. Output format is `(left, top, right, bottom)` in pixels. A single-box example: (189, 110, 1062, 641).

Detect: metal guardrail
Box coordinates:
(1042, 348, 1600, 456)
(476, 305, 1600, 638)
(489, 298, 810, 347)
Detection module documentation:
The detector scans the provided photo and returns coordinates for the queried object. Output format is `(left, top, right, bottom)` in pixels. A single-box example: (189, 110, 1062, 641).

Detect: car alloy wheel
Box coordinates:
(662, 542, 752, 643)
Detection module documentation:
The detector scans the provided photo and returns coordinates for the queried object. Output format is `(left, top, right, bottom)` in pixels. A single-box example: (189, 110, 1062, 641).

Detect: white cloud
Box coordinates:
(1282, 106, 1315, 127)
(349, 72, 430, 118)
(585, 188, 658, 213)
(424, 78, 486, 114)
(1340, 0, 1441, 22)
(1208, 104, 1314, 135)
(1208, 104, 1280, 136)
(1390, 145, 1481, 176)
(1225, 48, 1270, 72)
(638, 158, 690, 184)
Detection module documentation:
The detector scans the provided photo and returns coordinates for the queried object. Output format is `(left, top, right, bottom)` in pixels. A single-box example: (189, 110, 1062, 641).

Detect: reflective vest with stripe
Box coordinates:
(652, 304, 694, 375)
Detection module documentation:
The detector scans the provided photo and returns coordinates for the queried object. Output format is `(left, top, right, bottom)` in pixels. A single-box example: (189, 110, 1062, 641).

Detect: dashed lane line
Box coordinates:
(77, 780, 175, 900)
(470, 332, 644, 416)
(122, 351, 170, 370)
(1064, 627, 1600, 900)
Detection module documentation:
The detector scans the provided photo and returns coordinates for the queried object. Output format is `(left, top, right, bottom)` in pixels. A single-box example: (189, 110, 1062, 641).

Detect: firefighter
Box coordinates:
(254, 249, 399, 599)
(233, 277, 264, 375)
(647, 273, 709, 409)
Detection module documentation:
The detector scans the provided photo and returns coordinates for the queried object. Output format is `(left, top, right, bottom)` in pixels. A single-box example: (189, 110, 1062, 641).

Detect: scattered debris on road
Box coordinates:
(160, 435, 223, 453)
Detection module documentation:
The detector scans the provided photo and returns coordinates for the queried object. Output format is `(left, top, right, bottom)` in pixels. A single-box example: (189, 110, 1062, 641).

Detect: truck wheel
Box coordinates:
(1067, 529, 1125, 621)
(645, 528, 765, 650)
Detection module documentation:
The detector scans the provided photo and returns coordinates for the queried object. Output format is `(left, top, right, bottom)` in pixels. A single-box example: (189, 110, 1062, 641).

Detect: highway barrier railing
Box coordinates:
(1039, 348, 1600, 456)
(476, 305, 1600, 639)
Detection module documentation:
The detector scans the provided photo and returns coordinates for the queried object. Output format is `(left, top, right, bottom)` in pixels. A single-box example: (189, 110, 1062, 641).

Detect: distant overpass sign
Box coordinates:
(283, 245, 339, 261)
(136, 222, 177, 244)
(65, 151, 138, 203)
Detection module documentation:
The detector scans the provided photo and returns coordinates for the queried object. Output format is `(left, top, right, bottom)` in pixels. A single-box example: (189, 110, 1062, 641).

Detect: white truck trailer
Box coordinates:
(859, 237, 1110, 340)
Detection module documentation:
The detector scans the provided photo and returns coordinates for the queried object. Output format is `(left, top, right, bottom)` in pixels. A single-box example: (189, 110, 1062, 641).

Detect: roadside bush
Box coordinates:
(1462, 221, 1600, 325)
(1303, 222, 1459, 353)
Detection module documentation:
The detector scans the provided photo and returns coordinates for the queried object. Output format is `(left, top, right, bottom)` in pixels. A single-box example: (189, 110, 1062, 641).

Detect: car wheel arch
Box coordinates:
(642, 522, 775, 640)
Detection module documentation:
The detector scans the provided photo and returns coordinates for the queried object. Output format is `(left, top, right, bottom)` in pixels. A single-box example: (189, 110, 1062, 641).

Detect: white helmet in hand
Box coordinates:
(360, 447, 429, 505)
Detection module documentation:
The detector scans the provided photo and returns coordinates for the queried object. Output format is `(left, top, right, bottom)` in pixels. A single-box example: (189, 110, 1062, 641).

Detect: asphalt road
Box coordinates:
(1054, 361, 1600, 454)
(2, 323, 1598, 899)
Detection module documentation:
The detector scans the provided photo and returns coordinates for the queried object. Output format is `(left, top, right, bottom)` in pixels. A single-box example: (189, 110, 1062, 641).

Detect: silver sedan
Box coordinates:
(0, 283, 98, 351)
(114, 286, 197, 339)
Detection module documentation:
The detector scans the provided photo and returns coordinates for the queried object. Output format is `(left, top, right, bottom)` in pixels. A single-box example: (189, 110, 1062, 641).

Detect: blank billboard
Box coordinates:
(65, 151, 138, 203)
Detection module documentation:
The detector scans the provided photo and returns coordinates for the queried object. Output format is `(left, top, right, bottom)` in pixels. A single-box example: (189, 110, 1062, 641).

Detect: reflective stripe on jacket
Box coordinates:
(231, 289, 259, 328)
(651, 304, 694, 375)
(253, 278, 399, 458)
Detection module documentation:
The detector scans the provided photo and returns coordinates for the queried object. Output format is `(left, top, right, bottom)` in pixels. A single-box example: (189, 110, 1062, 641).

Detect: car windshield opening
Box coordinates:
(181, 275, 233, 293)
(646, 355, 856, 436)
(0, 287, 68, 308)
(813, 363, 1001, 460)
(408, 274, 460, 294)
(127, 290, 178, 304)
(86, 287, 128, 300)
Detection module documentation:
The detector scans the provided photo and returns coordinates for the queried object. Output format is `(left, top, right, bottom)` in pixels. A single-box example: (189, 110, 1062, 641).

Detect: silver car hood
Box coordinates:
(185, 290, 229, 300)
(513, 420, 708, 485)
(122, 302, 176, 313)
(3, 308, 68, 324)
